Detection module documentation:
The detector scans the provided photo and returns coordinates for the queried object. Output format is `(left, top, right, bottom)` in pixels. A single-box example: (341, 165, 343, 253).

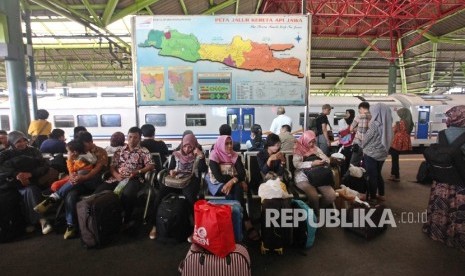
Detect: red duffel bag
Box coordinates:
(192, 200, 236, 258)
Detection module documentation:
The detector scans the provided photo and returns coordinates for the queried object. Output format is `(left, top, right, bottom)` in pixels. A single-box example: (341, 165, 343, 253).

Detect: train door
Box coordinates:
(416, 106, 430, 139)
(227, 108, 255, 144)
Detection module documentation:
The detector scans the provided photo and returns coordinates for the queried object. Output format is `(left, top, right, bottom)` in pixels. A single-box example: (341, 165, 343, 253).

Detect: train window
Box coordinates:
(77, 115, 98, 127)
(186, 113, 206, 127)
(101, 114, 121, 127)
(228, 114, 239, 130)
(0, 115, 10, 131)
(243, 114, 253, 130)
(145, 114, 167, 127)
(54, 115, 74, 128)
(333, 112, 345, 125)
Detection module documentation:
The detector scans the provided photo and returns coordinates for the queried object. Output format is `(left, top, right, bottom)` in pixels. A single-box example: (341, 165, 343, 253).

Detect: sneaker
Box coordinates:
(33, 198, 54, 215)
(41, 222, 53, 235)
(64, 226, 77, 240)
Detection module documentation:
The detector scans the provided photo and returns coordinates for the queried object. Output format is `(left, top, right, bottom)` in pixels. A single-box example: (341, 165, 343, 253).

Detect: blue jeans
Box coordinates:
(56, 181, 73, 199)
(64, 176, 101, 226)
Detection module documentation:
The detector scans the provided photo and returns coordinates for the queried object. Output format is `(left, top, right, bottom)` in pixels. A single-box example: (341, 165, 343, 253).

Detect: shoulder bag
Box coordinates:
(164, 157, 200, 189)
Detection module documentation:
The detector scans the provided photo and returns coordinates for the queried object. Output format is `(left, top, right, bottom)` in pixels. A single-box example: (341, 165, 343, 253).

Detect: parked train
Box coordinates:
(0, 88, 462, 149)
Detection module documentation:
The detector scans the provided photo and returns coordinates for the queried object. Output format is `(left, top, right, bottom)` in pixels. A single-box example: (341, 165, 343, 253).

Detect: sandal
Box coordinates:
(149, 226, 157, 240)
(246, 227, 260, 241)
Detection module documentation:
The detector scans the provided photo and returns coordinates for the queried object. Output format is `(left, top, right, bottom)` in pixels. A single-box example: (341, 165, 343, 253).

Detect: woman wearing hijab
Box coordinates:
(293, 130, 335, 212)
(149, 133, 207, 240)
(105, 131, 126, 155)
(0, 131, 53, 235)
(423, 105, 465, 252)
(206, 135, 259, 240)
(389, 108, 413, 181)
(362, 103, 393, 203)
(338, 109, 356, 175)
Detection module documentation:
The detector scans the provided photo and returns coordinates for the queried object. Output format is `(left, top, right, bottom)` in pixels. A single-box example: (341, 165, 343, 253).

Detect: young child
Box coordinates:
(34, 140, 96, 214)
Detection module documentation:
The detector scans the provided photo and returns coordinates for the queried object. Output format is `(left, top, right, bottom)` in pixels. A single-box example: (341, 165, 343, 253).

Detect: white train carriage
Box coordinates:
(137, 105, 305, 149)
(0, 89, 464, 149)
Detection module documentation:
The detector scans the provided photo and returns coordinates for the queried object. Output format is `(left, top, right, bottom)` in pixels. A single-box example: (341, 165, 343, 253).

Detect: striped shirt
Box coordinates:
(351, 112, 371, 146)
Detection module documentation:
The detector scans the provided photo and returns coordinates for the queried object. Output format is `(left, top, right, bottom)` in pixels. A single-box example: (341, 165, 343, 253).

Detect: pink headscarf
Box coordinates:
(173, 133, 198, 164)
(209, 135, 238, 164)
(293, 130, 318, 157)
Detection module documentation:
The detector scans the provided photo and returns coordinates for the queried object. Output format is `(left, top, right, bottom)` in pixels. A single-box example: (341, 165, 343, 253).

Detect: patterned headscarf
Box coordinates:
(445, 105, 465, 128)
(370, 103, 393, 151)
(293, 130, 318, 157)
(209, 135, 238, 164)
(397, 108, 414, 134)
(173, 133, 198, 164)
(110, 131, 125, 147)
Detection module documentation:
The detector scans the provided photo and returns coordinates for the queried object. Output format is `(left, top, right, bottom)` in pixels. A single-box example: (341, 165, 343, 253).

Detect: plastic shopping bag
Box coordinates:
(192, 200, 236, 258)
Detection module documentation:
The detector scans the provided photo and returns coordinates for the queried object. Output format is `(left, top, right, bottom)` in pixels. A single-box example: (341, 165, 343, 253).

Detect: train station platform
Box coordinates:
(1, 154, 464, 275)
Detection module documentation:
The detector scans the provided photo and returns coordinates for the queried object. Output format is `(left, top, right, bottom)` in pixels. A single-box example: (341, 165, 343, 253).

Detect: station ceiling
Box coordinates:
(1, 0, 465, 95)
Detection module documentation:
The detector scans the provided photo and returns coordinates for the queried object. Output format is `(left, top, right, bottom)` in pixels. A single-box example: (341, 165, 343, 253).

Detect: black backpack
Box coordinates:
(308, 115, 320, 135)
(423, 130, 465, 184)
(156, 194, 192, 242)
(416, 161, 432, 184)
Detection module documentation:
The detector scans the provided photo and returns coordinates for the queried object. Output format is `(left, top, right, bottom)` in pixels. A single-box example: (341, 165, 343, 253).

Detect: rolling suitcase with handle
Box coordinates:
(77, 190, 122, 248)
(179, 243, 251, 276)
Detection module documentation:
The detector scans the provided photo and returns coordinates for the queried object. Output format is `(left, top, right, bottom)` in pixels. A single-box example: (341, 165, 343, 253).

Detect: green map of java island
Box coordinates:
(139, 29, 304, 78)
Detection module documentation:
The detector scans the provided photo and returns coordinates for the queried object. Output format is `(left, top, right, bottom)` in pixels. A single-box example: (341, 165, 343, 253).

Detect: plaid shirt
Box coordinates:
(106, 144, 153, 183)
(351, 112, 371, 145)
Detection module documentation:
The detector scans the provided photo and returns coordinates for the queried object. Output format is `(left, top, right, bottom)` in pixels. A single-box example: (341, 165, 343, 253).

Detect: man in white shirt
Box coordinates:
(269, 106, 292, 134)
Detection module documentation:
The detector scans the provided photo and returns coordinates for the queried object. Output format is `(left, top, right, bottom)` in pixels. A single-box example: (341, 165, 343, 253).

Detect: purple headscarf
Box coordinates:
(209, 135, 238, 164)
(173, 134, 198, 164)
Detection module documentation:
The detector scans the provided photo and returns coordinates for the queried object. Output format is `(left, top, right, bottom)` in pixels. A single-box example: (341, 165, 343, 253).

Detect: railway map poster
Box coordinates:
(133, 15, 309, 105)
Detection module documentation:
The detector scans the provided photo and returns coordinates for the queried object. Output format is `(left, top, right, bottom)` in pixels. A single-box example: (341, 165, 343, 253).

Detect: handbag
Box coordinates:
(37, 167, 60, 189)
(192, 200, 236, 258)
(303, 166, 334, 187)
(164, 157, 199, 189)
(164, 174, 193, 189)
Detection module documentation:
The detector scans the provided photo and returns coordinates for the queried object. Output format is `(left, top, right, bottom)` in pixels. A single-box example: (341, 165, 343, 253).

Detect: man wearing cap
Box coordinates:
(269, 106, 293, 135)
(0, 131, 54, 235)
(316, 104, 333, 155)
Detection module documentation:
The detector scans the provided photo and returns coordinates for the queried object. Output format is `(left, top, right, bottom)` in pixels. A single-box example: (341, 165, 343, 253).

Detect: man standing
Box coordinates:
(270, 106, 292, 135)
(350, 101, 371, 166)
(316, 104, 332, 155)
(95, 127, 154, 227)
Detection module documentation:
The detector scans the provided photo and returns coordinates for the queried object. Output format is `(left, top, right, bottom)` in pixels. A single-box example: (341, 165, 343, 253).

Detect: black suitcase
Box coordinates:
(77, 190, 122, 248)
(344, 202, 387, 240)
(0, 188, 25, 243)
(260, 198, 293, 255)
